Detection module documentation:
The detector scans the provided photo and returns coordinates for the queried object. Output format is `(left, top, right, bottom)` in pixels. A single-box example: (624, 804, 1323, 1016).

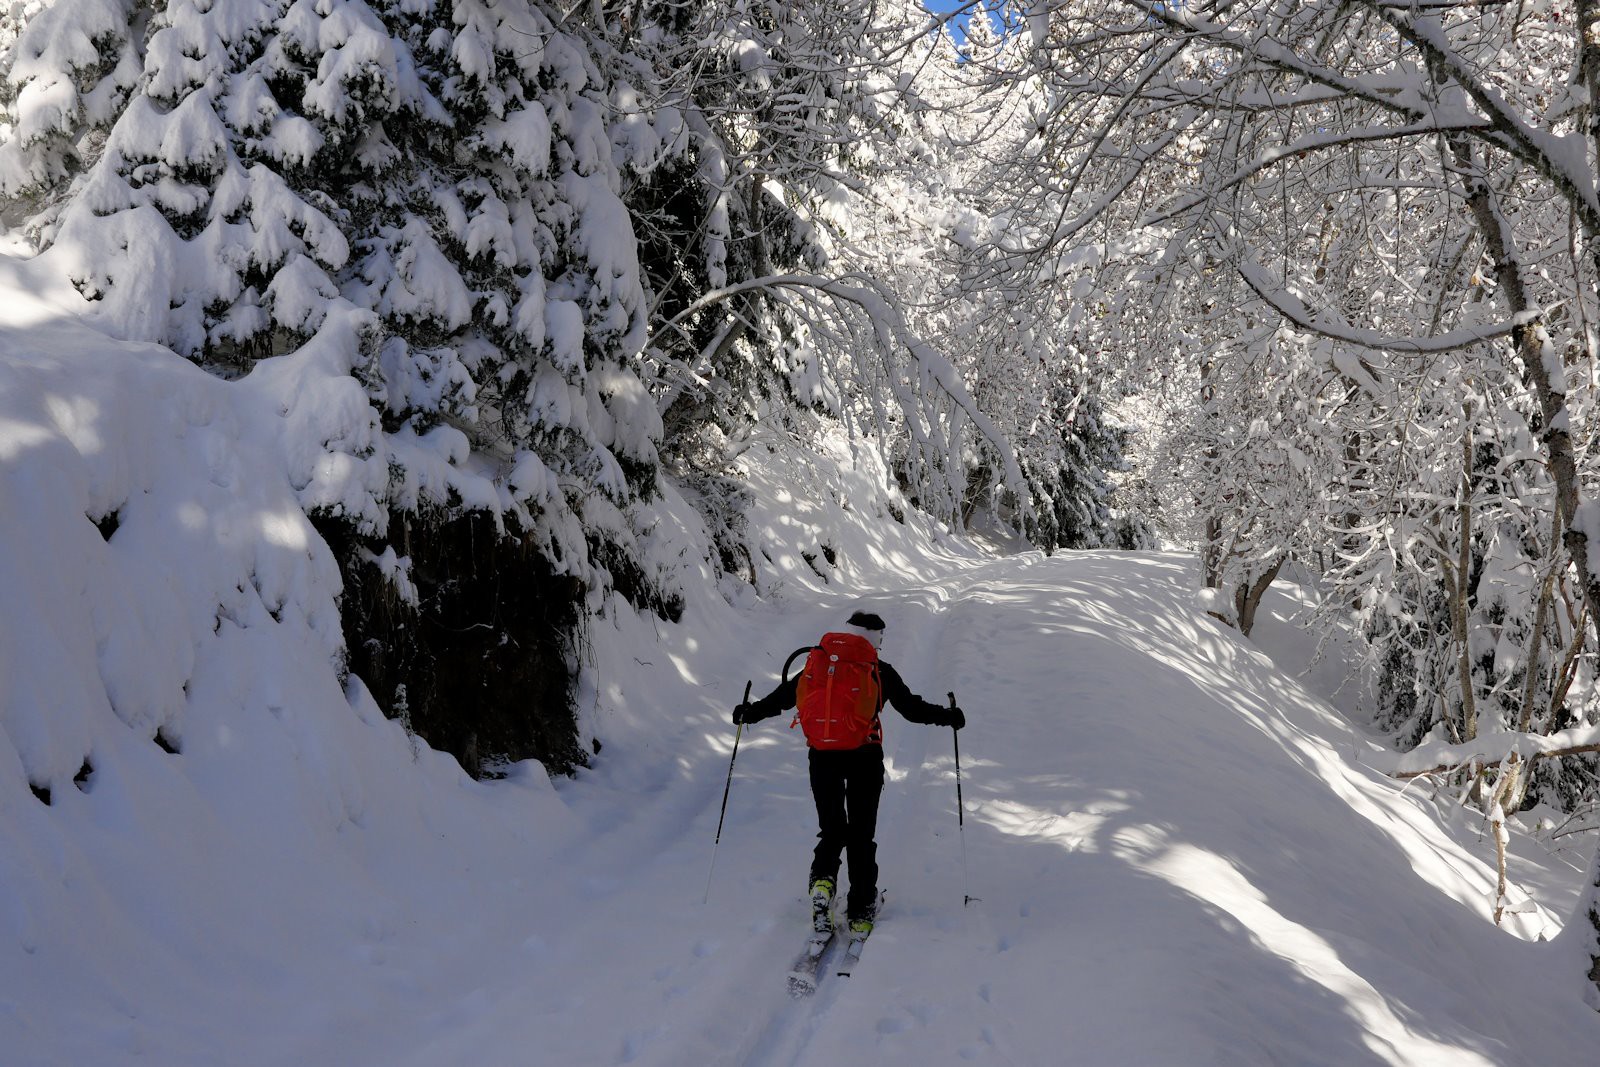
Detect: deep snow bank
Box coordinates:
(0, 266, 573, 1062)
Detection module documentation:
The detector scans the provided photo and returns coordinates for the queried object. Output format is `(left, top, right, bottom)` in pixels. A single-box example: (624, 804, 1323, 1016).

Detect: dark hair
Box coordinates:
(846, 611, 886, 631)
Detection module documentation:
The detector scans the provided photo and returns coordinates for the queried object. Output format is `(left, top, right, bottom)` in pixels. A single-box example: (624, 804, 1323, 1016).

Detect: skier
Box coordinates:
(733, 610, 965, 941)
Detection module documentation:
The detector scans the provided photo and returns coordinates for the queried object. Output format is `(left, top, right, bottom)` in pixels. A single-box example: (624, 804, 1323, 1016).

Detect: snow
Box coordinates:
(1027, 6, 1048, 50)
(2, 0, 133, 139)
(3, 264, 1600, 1065)
(482, 104, 552, 176)
(382, 219, 474, 330)
(546, 298, 586, 373)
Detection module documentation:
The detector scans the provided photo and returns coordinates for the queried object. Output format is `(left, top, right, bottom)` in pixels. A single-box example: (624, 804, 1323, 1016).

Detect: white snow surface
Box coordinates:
(3, 271, 1600, 1065)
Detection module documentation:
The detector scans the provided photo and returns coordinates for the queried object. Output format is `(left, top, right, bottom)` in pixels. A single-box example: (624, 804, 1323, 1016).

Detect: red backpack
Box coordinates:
(786, 632, 883, 750)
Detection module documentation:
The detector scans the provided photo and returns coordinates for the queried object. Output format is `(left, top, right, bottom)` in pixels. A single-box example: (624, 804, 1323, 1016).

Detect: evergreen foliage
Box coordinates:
(1, 0, 687, 773)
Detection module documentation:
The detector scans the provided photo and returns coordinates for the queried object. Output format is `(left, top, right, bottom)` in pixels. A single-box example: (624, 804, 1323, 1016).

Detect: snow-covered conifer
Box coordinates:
(0, 0, 143, 205)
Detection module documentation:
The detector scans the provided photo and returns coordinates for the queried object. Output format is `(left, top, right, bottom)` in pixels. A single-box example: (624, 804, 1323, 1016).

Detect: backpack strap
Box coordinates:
(783, 646, 818, 733)
(866, 659, 884, 742)
(781, 645, 817, 685)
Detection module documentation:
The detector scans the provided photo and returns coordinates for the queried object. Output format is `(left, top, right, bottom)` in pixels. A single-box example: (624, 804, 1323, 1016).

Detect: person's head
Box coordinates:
(844, 610, 886, 650)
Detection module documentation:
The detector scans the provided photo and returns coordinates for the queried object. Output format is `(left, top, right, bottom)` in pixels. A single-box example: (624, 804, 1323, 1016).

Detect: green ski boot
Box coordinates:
(809, 878, 835, 934)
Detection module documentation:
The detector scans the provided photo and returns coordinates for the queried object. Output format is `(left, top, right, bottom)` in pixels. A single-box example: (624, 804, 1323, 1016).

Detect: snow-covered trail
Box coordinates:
(279, 551, 1599, 1067)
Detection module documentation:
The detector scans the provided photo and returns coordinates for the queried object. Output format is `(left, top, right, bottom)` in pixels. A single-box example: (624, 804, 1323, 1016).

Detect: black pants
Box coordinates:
(807, 744, 885, 921)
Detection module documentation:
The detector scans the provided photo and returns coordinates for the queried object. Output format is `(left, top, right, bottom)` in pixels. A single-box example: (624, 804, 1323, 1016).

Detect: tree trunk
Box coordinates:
(1452, 406, 1478, 741)
(1447, 120, 1600, 1001)
(1233, 553, 1286, 638)
(1570, 0, 1600, 1004)
(1199, 351, 1225, 588)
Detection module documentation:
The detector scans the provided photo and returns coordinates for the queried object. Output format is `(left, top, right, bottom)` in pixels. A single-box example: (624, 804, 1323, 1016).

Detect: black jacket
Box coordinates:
(745, 658, 954, 728)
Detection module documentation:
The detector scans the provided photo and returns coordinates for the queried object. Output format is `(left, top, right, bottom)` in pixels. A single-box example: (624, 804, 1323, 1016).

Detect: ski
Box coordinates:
(786, 931, 835, 997)
(834, 932, 868, 978)
(835, 890, 885, 979)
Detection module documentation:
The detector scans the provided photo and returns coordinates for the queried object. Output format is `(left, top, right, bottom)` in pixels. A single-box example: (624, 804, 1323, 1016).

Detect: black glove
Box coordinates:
(947, 706, 965, 730)
(732, 702, 756, 725)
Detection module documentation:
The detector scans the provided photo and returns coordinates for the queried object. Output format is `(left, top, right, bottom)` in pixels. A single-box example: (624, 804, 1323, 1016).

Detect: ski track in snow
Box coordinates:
(532, 553, 1597, 1067)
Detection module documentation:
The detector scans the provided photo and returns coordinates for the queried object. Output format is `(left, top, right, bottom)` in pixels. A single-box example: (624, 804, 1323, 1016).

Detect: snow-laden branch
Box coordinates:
(649, 270, 1027, 497)
(1120, 0, 1600, 230)
(1118, 0, 1445, 119)
(1028, 39, 1194, 248)
(1233, 256, 1524, 356)
(1381, 724, 1600, 780)
(1355, 0, 1600, 232)
(1143, 118, 1476, 228)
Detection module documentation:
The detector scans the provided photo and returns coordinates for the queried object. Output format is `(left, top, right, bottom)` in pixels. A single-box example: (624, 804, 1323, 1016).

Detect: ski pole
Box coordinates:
(704, 680, 751, 904)
(951, 691, 974, 907)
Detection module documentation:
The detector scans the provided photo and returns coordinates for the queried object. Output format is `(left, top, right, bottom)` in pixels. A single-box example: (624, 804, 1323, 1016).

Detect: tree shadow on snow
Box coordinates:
(903, 552, 1594, 1067)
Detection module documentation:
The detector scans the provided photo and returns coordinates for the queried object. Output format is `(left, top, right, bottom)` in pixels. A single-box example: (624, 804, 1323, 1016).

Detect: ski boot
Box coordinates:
(809, 878, 835, 934)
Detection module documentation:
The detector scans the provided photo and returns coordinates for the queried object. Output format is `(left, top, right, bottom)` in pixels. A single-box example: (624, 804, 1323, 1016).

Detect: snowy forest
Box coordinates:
(6, 1, 1600, 1063)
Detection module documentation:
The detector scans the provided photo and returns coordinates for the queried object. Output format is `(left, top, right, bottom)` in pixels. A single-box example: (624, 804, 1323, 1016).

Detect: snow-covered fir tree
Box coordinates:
(1, 0, 695, 771)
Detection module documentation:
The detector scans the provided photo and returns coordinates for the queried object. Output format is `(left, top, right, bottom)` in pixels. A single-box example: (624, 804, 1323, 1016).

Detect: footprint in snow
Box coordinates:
(618, 1030, 656, 1063)
(959, 1029, 998, 1061)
